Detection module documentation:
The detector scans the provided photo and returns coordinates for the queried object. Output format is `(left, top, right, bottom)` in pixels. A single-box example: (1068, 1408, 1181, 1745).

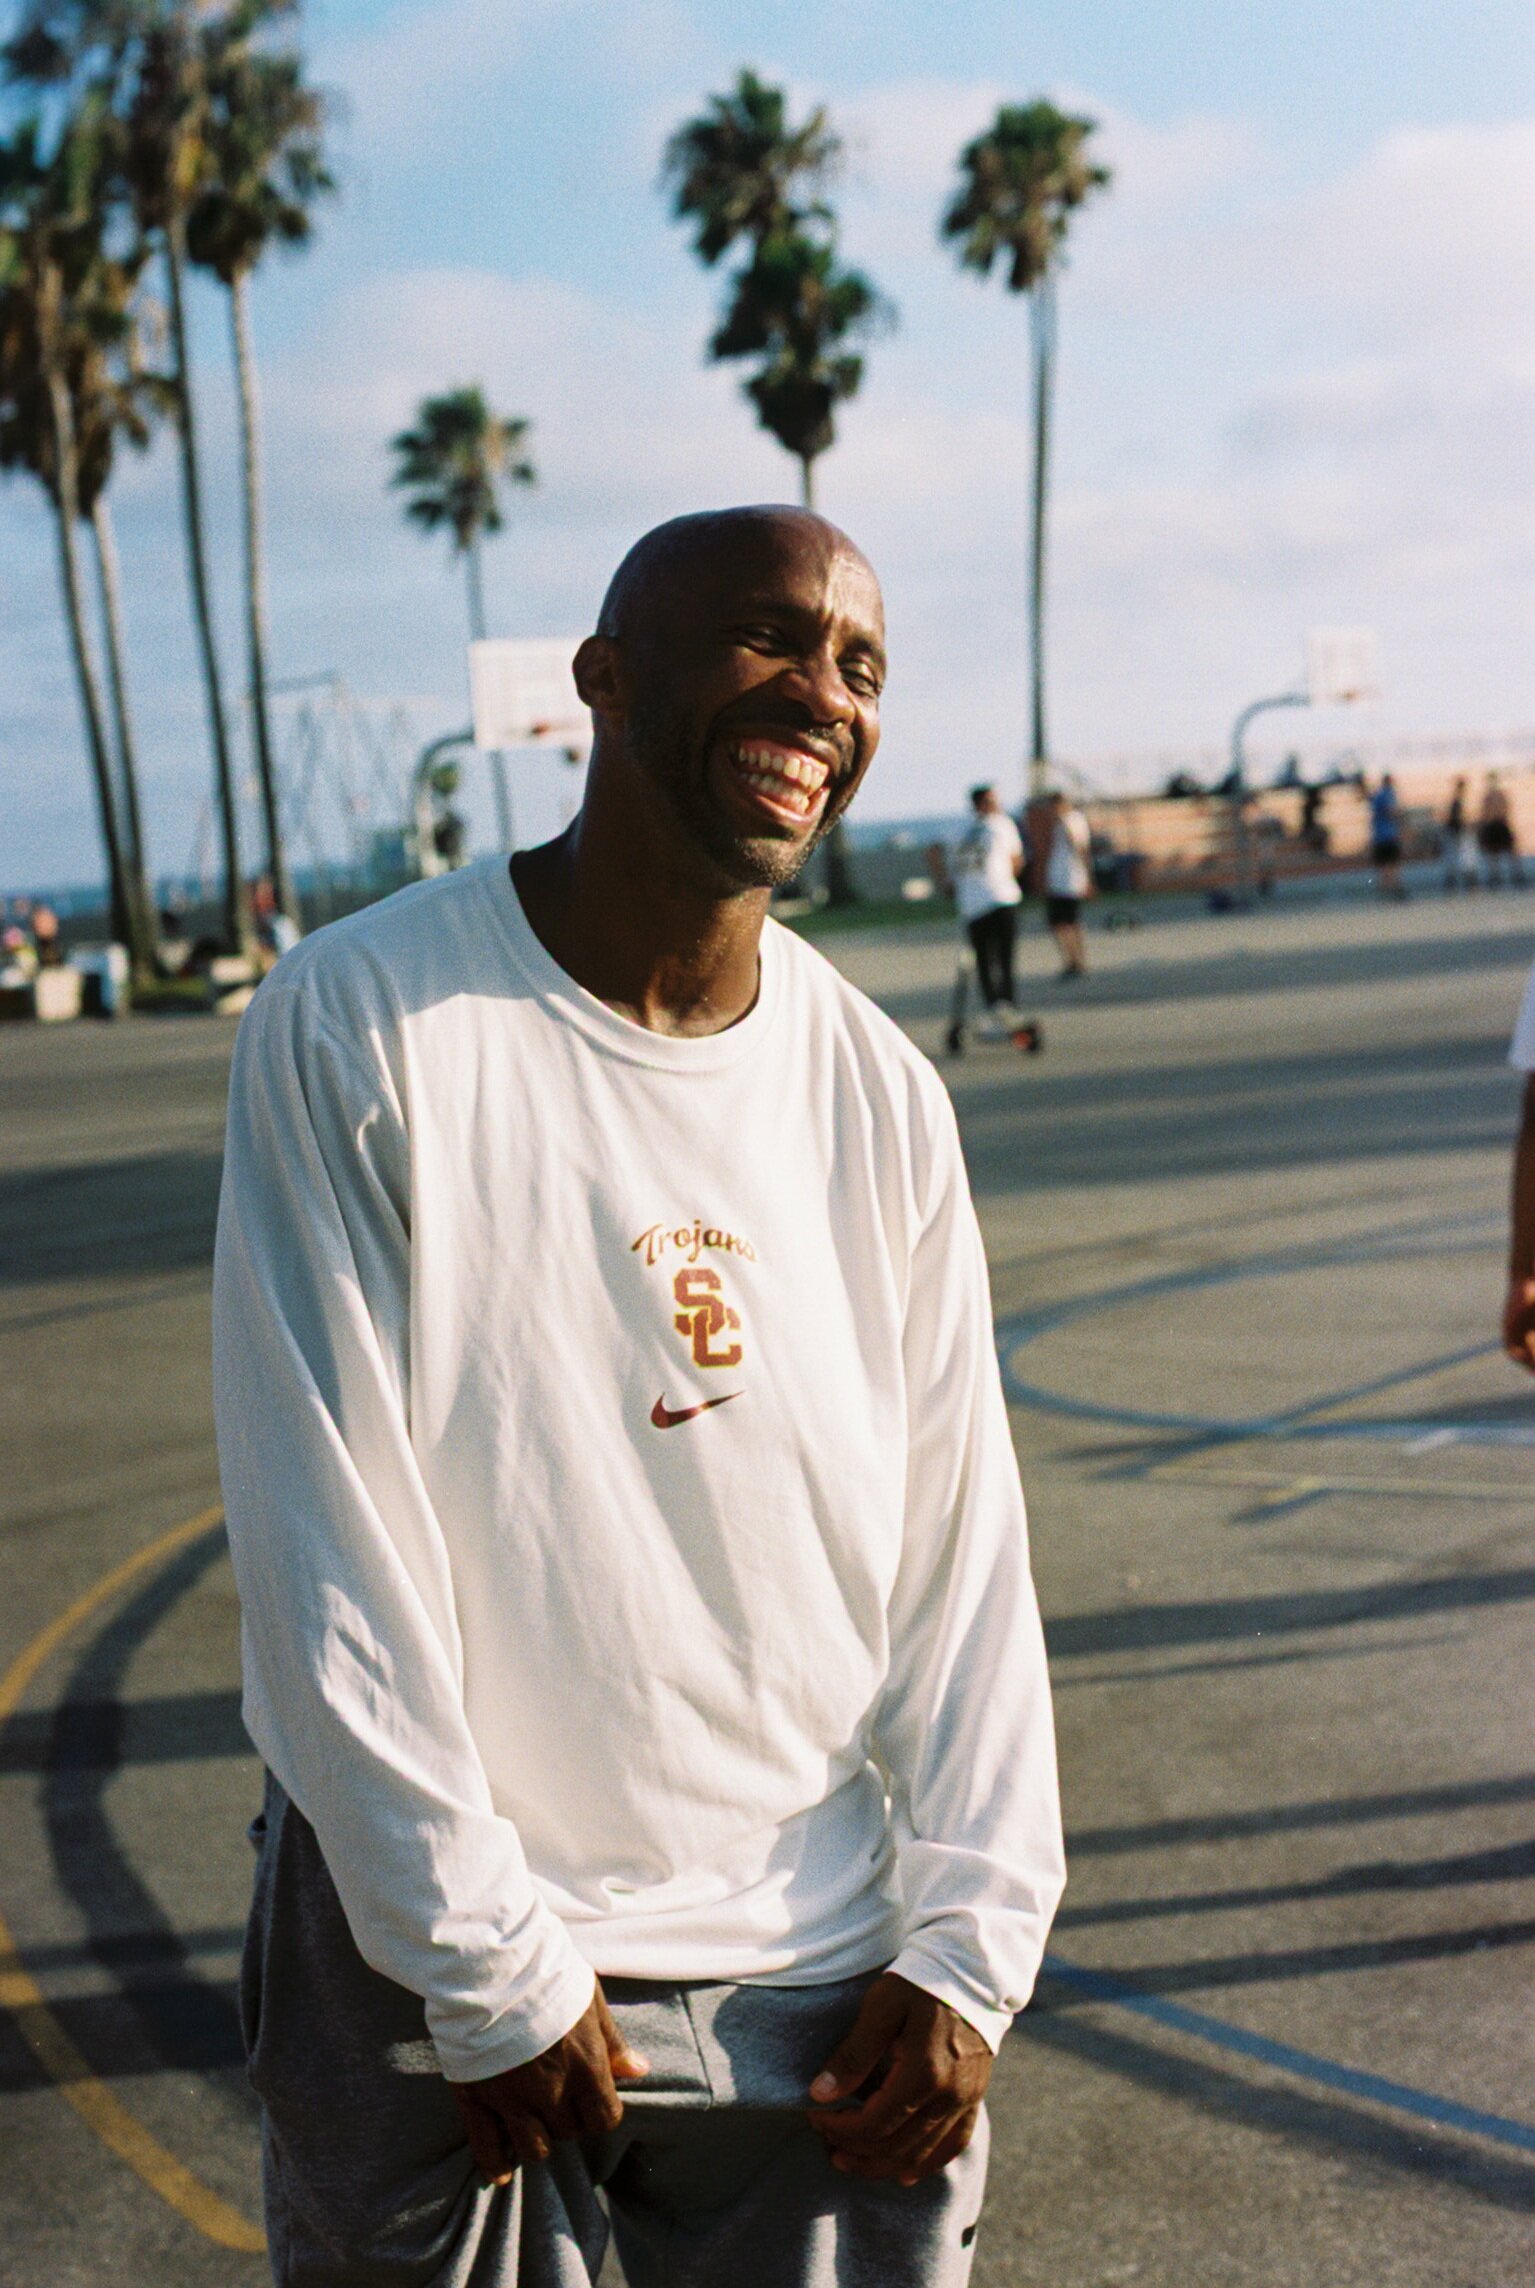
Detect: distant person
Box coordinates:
(1443, 776, 1478, 891)
(29, 903, 61, 964)
(930, 831, 1041, 1058)
(1503, 957, 1535, 1373)
(251, 875, 301, 963)
(949, 782, 1025, 1029)
(1478, 773, 1524, 888)
(1043, 790, 1093, 977)
(1368, 774, 1406, 900)
(1300, 782, 1328, 856)
(0, 925, 37, 984)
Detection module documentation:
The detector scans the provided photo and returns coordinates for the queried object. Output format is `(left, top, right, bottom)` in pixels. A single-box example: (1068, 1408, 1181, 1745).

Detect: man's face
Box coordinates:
(603, 524, 886, 892)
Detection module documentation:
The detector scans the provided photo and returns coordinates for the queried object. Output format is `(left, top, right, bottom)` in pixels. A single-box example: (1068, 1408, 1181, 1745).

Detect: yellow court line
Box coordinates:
(0, 1504, 266, 2255)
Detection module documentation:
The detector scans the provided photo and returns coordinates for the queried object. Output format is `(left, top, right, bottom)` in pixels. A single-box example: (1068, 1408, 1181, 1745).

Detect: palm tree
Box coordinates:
(389, 385, 534, 643)
(942, 101, 1110, 791)
(0, 220, 159, 897)
(118, 0, 254, 952)
(661, 67, 836, 267)
(664, 70, 885, 504)
(187, 17, 331, 934)
(711, 226, 883, 508)
(389, 386, 533, 851)
(0, 105, 156, 976)
(67, 238, 162, 938)
(6, 0, 258, 953)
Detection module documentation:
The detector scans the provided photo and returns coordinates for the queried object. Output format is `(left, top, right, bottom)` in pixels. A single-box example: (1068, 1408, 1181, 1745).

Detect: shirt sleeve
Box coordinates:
(1510, 960, 1535, 1072)
(874, 1085, 1065, 2051)
(213, 978, 597, 2080)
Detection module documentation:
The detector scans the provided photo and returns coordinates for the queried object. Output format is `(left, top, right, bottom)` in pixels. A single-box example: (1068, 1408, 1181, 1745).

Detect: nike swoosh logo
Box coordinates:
(651, 1392, 743, 1429)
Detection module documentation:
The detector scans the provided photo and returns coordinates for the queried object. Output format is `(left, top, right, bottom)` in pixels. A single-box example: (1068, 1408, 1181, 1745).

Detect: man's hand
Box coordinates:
(806, 1973, 992, 2187)
(451, 1985, 649, 2185)
(1503, 1276, 1535, 1372)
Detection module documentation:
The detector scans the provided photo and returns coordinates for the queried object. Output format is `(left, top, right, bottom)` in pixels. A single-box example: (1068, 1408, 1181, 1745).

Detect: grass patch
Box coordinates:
(780, 895, 958, 940)
(131, 975, 211, 1014)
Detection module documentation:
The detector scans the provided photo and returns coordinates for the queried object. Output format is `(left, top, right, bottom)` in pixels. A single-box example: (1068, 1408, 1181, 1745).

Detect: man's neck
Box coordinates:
(510, 820, 771, 1040)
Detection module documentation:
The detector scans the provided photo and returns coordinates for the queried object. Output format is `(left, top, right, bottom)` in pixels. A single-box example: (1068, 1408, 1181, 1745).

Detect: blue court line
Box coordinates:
(1039, 1952, 1535, 2157)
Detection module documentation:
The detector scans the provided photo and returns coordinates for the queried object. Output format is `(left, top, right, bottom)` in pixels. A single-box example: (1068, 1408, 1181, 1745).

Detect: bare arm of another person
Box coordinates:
(1504, 1073, 1535, 1371)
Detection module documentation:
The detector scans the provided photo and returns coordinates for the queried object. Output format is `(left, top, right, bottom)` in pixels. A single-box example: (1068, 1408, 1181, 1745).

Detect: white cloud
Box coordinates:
(1263, 116, 1535, 349)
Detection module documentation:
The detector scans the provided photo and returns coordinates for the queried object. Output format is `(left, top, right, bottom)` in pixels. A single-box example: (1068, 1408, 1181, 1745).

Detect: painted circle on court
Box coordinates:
(995, 1219, 1534, 1448)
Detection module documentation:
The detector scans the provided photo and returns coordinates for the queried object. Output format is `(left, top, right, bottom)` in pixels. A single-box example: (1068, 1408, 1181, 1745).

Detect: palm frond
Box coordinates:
(941, 100, 1110, 293)
(387, 383, 534, 563)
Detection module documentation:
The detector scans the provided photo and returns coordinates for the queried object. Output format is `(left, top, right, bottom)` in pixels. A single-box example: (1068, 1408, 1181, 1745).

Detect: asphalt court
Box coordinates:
(1, 885, 1533, 2285)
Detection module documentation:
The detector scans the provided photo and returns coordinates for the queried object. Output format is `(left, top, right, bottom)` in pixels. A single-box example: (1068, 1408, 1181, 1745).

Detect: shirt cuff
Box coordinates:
(888, 1941, 1031, 2056)
(429, 1950, 597, 2083)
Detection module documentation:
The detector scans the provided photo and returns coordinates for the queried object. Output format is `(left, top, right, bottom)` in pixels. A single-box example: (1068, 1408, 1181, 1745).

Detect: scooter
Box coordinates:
(944, 946, 1043, 1058)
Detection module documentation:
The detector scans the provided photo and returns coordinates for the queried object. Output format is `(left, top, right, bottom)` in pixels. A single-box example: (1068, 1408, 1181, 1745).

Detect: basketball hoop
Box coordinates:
(1306, 628, 1380, 709)
(469, 640, 590, 755)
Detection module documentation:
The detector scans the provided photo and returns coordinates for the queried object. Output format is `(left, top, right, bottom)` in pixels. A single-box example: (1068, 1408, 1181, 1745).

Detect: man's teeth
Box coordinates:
(729, 743, 830, 813)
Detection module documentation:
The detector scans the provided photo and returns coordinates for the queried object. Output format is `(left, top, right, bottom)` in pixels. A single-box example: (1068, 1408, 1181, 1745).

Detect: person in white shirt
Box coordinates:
(949, 784, 1025, 1030)
(1043, 790, 1094, 978)
(1504, 959, 1535, 1372)
(214, 506, 1064, 2287)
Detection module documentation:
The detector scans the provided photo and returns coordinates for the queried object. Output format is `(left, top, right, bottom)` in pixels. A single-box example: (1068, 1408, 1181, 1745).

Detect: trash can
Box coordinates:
(33, 967, 83, 1021)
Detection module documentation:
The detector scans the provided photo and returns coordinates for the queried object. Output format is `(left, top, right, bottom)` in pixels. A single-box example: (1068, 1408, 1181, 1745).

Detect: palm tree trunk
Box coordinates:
(229, 267, 297, 933)
(89, 494, 158, 969)
(43, 362, 143, 971)
(465, 532, 487, 643)
(165, 217, 251, 957)
(1027, 271, 1056, 796)
(800, 455, 815, 510)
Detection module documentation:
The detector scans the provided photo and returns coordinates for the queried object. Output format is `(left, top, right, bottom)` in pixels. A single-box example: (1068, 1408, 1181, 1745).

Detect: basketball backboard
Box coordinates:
(468, 640, 590, 752)
(1306, 628, 1379, 708)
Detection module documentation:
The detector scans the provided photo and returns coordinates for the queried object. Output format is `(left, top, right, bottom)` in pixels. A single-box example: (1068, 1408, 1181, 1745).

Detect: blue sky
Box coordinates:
(4, 0, 1534, 887)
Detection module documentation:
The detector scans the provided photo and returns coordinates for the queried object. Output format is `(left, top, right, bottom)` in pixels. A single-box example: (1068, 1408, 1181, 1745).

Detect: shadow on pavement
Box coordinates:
(877, 920, 1535, 1029)
(34, 1528, 256, 2107)
(1046, 1565, 1535, 1660)
(3, 1688, 251, 1774)
(0, 1149, 223, 1287)
(960, 1034, 1518, 1196)
(1056, 1837, 1535, 1927)
(1068, 1774, 1535, 1857)
(1038, 1917, 1535, 2001)
(1013, 2003, 1535, 2213)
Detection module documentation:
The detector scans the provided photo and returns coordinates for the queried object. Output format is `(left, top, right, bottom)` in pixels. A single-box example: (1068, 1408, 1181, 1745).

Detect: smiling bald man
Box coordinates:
(214, 507, 1064, 2287)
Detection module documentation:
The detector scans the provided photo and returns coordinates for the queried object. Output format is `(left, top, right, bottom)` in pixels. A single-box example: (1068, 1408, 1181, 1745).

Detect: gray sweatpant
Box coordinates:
(242, 1777, 989, 2287)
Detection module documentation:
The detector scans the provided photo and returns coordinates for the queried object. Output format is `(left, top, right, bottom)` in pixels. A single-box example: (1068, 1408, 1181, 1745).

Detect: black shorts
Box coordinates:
(1371, 838, 1401, 867)
(1046, 894, 1081, 926)
(1481, 821, 1515, 857)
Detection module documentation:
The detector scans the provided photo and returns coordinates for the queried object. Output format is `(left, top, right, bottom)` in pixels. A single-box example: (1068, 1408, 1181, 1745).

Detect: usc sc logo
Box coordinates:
(672, 1266, 743, 1370)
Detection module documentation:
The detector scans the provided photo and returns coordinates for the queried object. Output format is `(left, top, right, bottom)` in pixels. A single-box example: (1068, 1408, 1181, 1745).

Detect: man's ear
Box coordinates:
(573, 634, 624, 717)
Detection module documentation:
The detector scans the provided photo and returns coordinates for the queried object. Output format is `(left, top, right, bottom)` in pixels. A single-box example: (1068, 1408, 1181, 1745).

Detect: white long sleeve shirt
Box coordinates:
(213, 856, 1064, 2082)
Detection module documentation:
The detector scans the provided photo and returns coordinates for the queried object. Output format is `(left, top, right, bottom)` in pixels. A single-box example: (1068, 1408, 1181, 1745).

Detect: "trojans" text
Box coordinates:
(630, 1218, 758, 1269)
